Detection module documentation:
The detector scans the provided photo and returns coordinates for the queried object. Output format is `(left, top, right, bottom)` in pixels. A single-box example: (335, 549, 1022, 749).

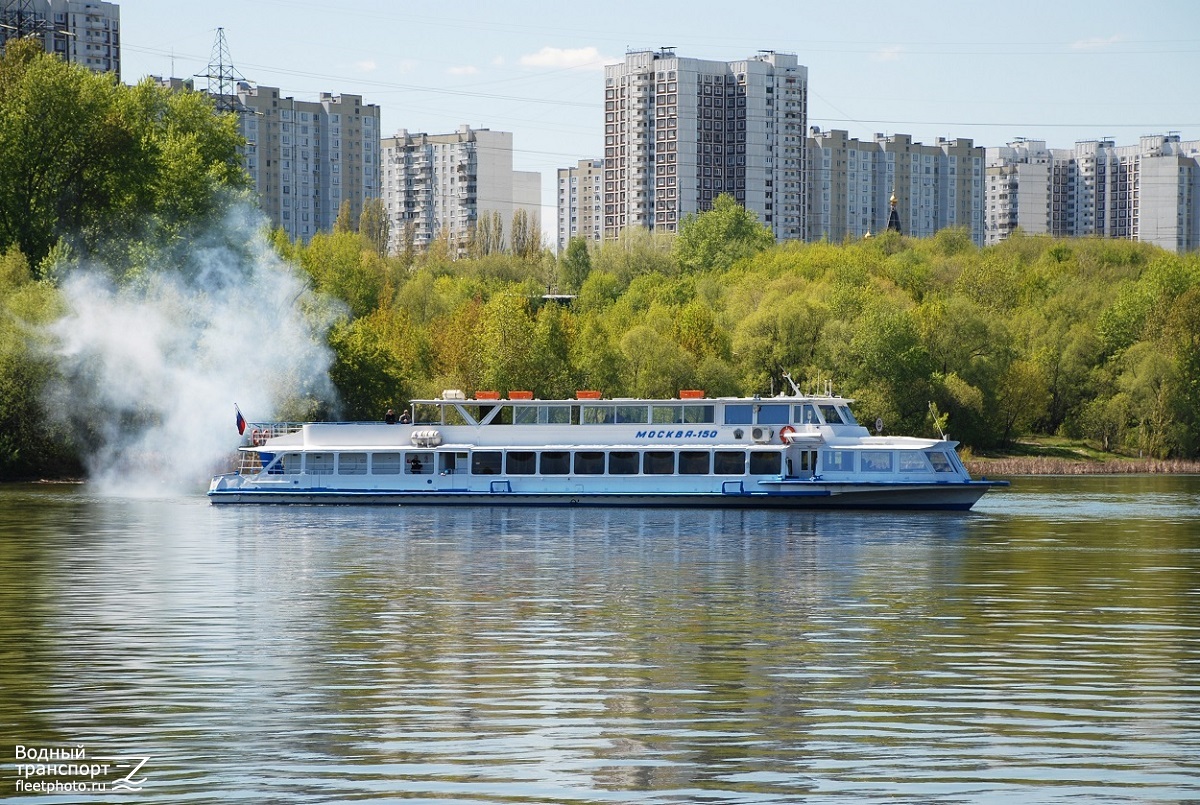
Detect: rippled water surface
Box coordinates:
(2, 476, 1198, 803)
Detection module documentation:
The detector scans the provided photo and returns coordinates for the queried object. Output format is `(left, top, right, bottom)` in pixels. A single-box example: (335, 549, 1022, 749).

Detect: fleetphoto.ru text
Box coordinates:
(13, 744, 149, 795)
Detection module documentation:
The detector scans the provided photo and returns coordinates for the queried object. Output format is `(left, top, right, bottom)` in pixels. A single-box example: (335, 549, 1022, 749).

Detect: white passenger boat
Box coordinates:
(209, 378, 1007, 509)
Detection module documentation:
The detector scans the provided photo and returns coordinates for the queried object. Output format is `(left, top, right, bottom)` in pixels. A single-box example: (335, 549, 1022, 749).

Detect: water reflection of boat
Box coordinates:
(209, 378, 1006, 510)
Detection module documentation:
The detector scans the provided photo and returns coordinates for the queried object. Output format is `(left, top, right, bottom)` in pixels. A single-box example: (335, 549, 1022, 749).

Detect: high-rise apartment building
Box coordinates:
(1, 0, 120, 76)
(602, 49, 807, 242)
(807, 129, 984, 244)
(985, 134, 1200, 252)
(557, 159, 603, 251)
(380, 125, 541, 255)
(234, 83, 380, 243)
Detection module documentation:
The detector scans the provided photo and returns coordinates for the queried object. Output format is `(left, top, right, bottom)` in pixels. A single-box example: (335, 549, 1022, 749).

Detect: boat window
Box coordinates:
(338, 453, 368, 475)
(280, 453, 303, 475)
(574, 451, 605, 475)
(506, 451, 537, 475)
(540, 451, 570, 475)
(413, 403, 441, 425)
(926, 451, 956, 472)
(643, 451, 675, 475)
(307, 453, 334, 473)
(608, 451, 639, 475)
(748, 451, 781, 475)
(443, 406, 470, 426)
(714, 450, 746, 474)
(485, 406, 512, 425)
(898, 452, 930, 472)
(683, 404, 715, 424)
(724, 404, 753, 425)
(542, 405, 573, 425)
(615, 405, 648, 424)
(652, 405, 682, 424)
(837, 405, 858, 425)
(461, 404, 490, 425)
(471, 451, 502, 475)
(861, 450, 894, 472)
(440, 452, 467, 475)
(795, 404, 819, 425)
(406, 452, 433, 474)
(581, 405, 613, 424)
(822, 450, 855, 472)
(818, 404, 845, 425)
(513, 405, 539, 425)
(372, 453, 402, 474)
(678, 451, 710, 475)
(756, 404, 789, 425)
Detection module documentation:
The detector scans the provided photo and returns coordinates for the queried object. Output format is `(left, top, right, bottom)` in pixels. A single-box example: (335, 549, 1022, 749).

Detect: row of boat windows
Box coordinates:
(412, 402, 857, 427)
(263, 447, 957, 477)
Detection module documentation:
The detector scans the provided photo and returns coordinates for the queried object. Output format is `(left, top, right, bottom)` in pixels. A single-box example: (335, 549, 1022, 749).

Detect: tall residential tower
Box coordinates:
(602, 49, 807, 242)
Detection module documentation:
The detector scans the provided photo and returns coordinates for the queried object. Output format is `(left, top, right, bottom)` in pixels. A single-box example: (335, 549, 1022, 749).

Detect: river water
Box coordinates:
(1, 476, 1198, 804)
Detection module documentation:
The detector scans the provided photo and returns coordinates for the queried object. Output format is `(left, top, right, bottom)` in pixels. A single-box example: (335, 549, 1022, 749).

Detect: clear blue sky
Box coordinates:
(120, 0, 1200, 232)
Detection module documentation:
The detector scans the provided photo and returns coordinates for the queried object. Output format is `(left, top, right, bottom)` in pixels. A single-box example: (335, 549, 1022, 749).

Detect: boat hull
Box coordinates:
(207, 481, 1004, 511)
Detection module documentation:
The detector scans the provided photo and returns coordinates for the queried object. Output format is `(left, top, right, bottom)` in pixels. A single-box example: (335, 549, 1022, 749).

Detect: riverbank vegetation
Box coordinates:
(1, 42, 1198, 480)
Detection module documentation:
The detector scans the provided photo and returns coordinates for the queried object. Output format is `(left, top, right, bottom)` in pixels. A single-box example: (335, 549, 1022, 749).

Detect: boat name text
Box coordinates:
(634, 429, 720, 440)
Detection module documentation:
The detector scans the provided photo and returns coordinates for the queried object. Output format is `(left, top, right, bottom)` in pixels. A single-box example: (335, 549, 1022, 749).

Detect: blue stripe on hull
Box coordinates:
(208, 484, 998, 511)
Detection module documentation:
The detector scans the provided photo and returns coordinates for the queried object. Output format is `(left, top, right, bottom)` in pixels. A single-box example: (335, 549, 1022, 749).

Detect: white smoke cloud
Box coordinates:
(44, 204, 341, 496)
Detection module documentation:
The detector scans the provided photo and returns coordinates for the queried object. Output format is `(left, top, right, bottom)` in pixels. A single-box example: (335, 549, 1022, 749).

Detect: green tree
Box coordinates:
(529, 302, 577, 398)
(0, 39, 246, 273)
(674, 194, 773, 272)
(619, 324, 693, 398)
(992, 358, 1051, 446)
(559, 236, 592, 293)
(334, 199, 355, 233)
(328, 308, 428, 420)
(358, 197, 390, 256)
(0, 246, 75, 478)
(299, 231, 382, 318)
(477, 293, 537, 392)
(510, 208, 541, 260)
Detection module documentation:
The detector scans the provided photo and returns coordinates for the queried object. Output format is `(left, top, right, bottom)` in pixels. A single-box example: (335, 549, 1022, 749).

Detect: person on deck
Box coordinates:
(384, 408, 396, 424)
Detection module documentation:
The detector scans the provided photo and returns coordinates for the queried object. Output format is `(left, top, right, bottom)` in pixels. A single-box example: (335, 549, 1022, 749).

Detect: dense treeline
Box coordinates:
(0, 41, 246, 479)
(292, 215, 1200, 463)
(2, 44, 1198, 480)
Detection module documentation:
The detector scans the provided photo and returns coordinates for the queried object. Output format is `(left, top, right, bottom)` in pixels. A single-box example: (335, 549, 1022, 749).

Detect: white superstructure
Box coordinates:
(209, 381, 1005, 510)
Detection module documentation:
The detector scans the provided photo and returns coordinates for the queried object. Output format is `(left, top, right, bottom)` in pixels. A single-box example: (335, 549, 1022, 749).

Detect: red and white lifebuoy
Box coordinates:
(779, 425, 796, 443)
(251, 428, 265, 446)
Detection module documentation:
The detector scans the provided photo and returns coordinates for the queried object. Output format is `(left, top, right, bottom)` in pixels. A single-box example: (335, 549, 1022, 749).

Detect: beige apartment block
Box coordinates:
(235, 84, 381, 243)
(557, 159, 603, 251)
(808, 129, 984, 244)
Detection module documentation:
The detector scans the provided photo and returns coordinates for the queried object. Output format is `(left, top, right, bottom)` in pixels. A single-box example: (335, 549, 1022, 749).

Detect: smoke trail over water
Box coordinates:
(45, 206, 341, 495)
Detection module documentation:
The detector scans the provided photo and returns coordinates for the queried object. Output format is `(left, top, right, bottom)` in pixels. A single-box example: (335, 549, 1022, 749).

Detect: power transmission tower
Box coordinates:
(1, 0, 46, 47)
(195, 27, 246, 113)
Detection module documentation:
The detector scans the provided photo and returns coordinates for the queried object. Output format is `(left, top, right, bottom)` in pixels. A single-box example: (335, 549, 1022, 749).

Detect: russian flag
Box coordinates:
(235, 404, 247, 436)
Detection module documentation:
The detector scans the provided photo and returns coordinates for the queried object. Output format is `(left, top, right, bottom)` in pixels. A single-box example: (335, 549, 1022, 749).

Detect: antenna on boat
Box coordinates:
(928, 401, 948, 440)
(782, 372, 803, 396)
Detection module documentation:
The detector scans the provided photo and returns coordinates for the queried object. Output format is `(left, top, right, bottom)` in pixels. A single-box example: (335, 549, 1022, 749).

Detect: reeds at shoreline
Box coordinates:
(965, 457, 1200, 476)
